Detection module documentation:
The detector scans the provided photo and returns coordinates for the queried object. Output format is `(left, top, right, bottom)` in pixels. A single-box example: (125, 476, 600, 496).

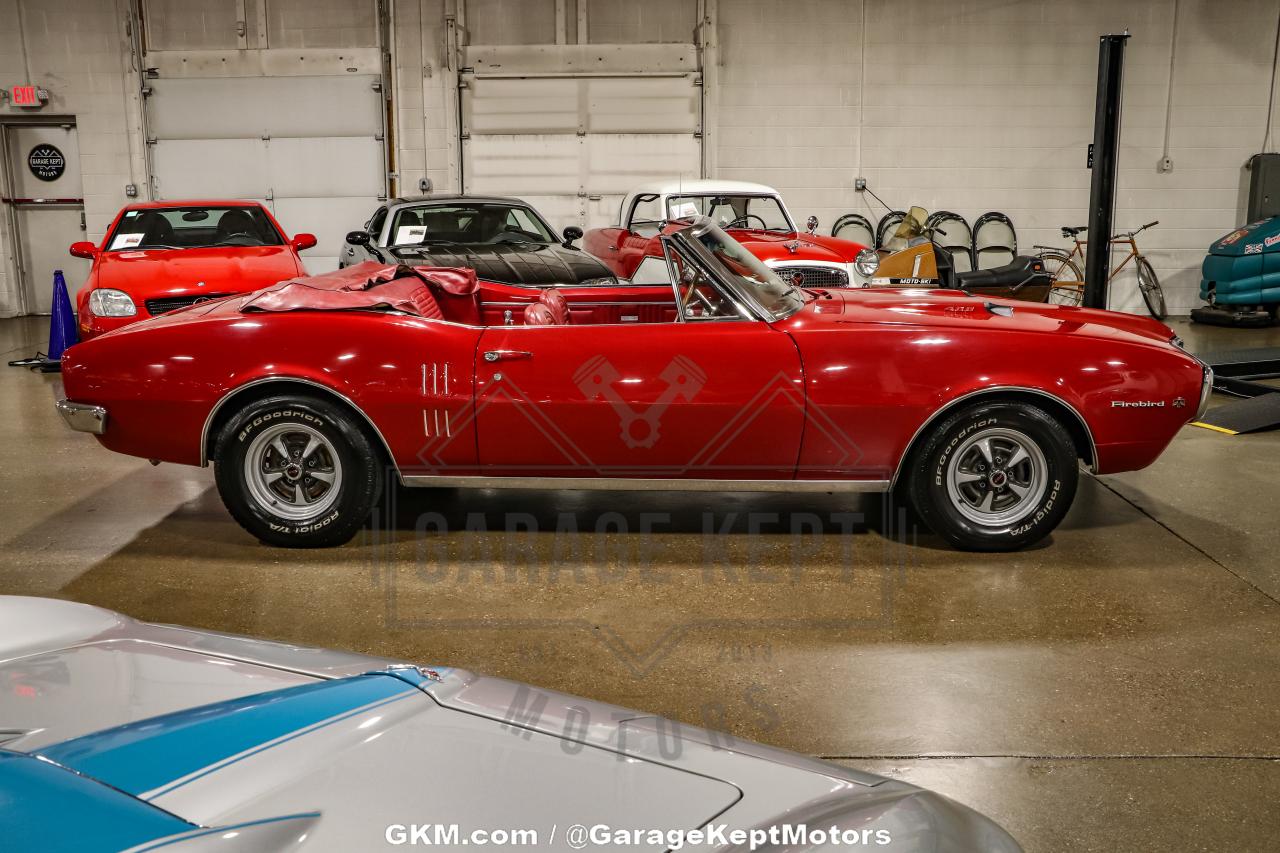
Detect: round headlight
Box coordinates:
(88, 288, 137, 317)
(854, 248, 880, 278)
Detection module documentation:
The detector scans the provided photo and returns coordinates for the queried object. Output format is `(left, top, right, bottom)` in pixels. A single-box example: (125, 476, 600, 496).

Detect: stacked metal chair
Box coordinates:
(925, 211, 974, 273)
(972, 212, 1017, 270)
(830, 213, 876, 248)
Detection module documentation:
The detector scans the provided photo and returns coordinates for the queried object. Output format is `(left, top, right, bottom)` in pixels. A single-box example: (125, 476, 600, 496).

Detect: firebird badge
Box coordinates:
(575, 355, 706, 448)
(1173, 397, 1187, 408)
(1111, 400, 1165, 408)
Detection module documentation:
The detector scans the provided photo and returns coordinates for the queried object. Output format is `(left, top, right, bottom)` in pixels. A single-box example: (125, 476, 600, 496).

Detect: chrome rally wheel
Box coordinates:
(907, 401, 1079, 551)
(944, 427, 1048, 526)
(243, 423, 343, 521)
(214, 395, 383, 548)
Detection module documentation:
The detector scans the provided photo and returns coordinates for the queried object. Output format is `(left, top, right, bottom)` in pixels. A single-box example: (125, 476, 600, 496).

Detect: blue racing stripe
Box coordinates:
(0, 750, 194, 853)
(39, 673, 419, 798)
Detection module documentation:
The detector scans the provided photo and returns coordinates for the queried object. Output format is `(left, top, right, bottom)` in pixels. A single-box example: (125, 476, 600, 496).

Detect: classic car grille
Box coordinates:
(144, 293, 234, 316)
(772, 265, 849, 288)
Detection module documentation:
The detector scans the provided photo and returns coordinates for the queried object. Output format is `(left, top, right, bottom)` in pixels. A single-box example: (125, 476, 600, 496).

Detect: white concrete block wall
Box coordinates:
(392, 0, 457, 197)
(715, 0, 1280, 315)
(0, 0, 147, 317)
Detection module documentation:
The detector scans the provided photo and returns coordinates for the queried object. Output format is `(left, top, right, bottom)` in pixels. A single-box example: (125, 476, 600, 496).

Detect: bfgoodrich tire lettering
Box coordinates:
(907, 401, 1079, 551)
(214, 395, 384, 548)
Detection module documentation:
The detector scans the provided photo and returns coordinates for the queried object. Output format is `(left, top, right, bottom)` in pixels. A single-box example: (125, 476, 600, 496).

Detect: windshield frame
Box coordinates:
(663, 193, 796, 233)
(386, 201, 558, 247)
(663, 218, 808, 322)
(105, 204, 284, 252)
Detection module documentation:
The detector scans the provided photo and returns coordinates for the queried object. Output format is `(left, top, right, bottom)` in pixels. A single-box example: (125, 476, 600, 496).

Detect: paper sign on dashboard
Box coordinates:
(396, 226, 428, 245)
(110, 233, 145, 250)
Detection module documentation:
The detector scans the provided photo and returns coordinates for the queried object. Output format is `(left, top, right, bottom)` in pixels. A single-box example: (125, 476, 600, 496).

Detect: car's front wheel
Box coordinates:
(906, 401, 1079, 551)
(213, 395, 384, 547)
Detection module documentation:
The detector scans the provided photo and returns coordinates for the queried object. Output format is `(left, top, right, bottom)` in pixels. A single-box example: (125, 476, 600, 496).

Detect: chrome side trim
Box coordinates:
(198, 377, 398, 470)
(56, 400, 108, 435)
(888, 386, 1099, 490)
(401, 475, 890, 493)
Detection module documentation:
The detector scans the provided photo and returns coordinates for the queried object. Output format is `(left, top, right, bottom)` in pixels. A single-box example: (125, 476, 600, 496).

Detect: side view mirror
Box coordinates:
(345, 231, 371, 246)
(806, 215, 819, 235)
(291, 233, 318, 251)
(69, 241, 98, 260)
(562, 225, 584, 248)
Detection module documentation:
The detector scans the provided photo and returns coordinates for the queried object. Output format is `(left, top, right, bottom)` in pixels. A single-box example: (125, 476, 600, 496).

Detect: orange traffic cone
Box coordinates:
(7, 269, 79, 372)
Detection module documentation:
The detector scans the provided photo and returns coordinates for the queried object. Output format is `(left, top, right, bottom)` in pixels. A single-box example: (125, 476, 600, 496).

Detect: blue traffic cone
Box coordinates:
(7, 269, 80, 372)
(47, 270, 79, 360)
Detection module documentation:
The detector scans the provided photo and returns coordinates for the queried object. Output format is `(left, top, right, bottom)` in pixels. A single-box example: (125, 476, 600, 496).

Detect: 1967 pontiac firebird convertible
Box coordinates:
(57, 218, 1211, 551)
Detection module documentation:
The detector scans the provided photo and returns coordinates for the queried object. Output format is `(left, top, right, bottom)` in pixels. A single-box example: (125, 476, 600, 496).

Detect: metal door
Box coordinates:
(460, 74, 701, 232)
(2, 124, 89, 313)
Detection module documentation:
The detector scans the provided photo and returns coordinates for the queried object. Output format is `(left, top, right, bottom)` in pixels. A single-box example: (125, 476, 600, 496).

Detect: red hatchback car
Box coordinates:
(70, 200, 316, 339)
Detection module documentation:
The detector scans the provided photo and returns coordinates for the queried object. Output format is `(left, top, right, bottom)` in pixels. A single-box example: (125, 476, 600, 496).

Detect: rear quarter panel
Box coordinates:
(61, 309, 483, 475)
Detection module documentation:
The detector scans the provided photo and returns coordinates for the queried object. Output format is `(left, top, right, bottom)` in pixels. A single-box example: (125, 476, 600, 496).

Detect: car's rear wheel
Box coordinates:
(906, 401, 1078, 551)
(213, 395, 383, 547)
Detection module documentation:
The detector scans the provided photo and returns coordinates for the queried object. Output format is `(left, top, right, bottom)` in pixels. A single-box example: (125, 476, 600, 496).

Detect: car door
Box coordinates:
(473, 320, 804, 479)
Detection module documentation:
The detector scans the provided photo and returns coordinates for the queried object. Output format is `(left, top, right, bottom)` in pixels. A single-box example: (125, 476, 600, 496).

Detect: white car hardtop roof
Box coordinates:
(626, 179, 781, 199)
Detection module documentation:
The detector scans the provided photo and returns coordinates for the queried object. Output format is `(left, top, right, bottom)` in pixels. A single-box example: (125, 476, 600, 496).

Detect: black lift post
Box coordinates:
(1084, 32, 1130, 311)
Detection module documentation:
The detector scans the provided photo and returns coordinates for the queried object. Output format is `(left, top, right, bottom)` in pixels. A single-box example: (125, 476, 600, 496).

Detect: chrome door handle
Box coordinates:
(483, 350, 532, 363)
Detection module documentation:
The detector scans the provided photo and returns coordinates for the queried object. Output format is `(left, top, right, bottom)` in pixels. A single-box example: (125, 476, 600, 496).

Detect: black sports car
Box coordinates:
(339, 195, 617, 288)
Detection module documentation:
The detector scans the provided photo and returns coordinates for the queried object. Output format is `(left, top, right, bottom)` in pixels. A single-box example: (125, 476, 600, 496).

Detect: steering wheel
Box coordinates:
(725, 214, 768, 230)
(680, 268, 729, 317)
(493, 228, 543, 243)
(216, 232, 261, 246)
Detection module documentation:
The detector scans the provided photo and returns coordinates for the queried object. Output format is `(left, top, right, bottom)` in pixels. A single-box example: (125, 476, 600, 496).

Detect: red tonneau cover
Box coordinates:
(240, 261, 477, 319)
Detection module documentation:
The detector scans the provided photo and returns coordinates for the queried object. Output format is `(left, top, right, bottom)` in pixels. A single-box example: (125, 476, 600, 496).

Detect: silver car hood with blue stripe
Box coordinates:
(0, 596, 1021, 852)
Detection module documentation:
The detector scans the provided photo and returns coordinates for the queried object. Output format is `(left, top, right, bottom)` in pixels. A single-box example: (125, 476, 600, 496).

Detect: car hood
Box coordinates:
(387, 241, 615, 287)
(95, 246, 301, 299)
(789, 287, 1177, 346)
(0, 598, 1021, 852)
(730, 229, 863, 263)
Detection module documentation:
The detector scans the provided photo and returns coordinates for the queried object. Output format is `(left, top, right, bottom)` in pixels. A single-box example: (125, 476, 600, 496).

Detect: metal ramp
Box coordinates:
(1191, 347, 1280, 434)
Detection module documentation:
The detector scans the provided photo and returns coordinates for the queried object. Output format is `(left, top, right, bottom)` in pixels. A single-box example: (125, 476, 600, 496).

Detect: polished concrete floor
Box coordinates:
(3, 315, 1280, 851)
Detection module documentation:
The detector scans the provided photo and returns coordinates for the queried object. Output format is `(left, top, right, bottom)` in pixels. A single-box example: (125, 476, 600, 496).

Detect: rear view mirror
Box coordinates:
(69, 241, 98, 259)
(345, 231, 370, 246)
(291, 233, 318, 251)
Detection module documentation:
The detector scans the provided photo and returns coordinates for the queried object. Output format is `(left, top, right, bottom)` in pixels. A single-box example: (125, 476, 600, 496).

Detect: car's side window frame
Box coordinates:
(367, 206, 389, 241)
(625, 193, 662, 236)
(660, 235, 756, 325)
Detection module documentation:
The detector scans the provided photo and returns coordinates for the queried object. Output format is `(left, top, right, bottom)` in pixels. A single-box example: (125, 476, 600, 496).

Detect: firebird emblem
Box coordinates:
(575, 355, 706, 448)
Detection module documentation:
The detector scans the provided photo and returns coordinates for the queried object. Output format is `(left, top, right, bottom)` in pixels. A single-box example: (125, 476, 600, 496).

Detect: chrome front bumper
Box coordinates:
(56, 400, 108, 435)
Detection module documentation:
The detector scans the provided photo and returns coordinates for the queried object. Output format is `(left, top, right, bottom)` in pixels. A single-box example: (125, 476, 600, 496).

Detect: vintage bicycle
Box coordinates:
(1034, 221, 1166, 319)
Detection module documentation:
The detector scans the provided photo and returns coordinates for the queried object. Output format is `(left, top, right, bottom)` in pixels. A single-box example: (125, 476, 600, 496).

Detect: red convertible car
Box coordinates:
(70, 200, 317, 339)
(57, 219, 1210, 551)
(584, 180, 879, 288)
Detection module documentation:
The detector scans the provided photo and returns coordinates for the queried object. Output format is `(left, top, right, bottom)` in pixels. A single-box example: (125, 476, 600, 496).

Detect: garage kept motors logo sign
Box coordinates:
(28, 144, 66, 182)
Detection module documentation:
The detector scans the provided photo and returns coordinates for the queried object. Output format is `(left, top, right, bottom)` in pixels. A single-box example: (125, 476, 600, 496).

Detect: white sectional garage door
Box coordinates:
(460, 73, 701, 231)
(147, 74, 385, 273)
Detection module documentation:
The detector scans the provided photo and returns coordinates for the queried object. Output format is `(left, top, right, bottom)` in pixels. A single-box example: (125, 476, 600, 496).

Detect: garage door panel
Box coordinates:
(464, 78, 579, 135)
(585, 77, 699, 134)
(149, 75, 383, 139)
(272, 197, 374, 274)
(464, 135, 579, 195)
(265, 137, 384, 197)
(151, 139, 268, 197)
(586, 134, 700, 194)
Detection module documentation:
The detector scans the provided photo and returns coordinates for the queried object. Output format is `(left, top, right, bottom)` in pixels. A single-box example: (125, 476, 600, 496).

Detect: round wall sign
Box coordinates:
(28, 144, 66, 182)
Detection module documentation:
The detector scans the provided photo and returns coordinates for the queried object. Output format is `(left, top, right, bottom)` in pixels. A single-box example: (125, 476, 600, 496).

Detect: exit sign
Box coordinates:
(10, 86, 43, 107)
